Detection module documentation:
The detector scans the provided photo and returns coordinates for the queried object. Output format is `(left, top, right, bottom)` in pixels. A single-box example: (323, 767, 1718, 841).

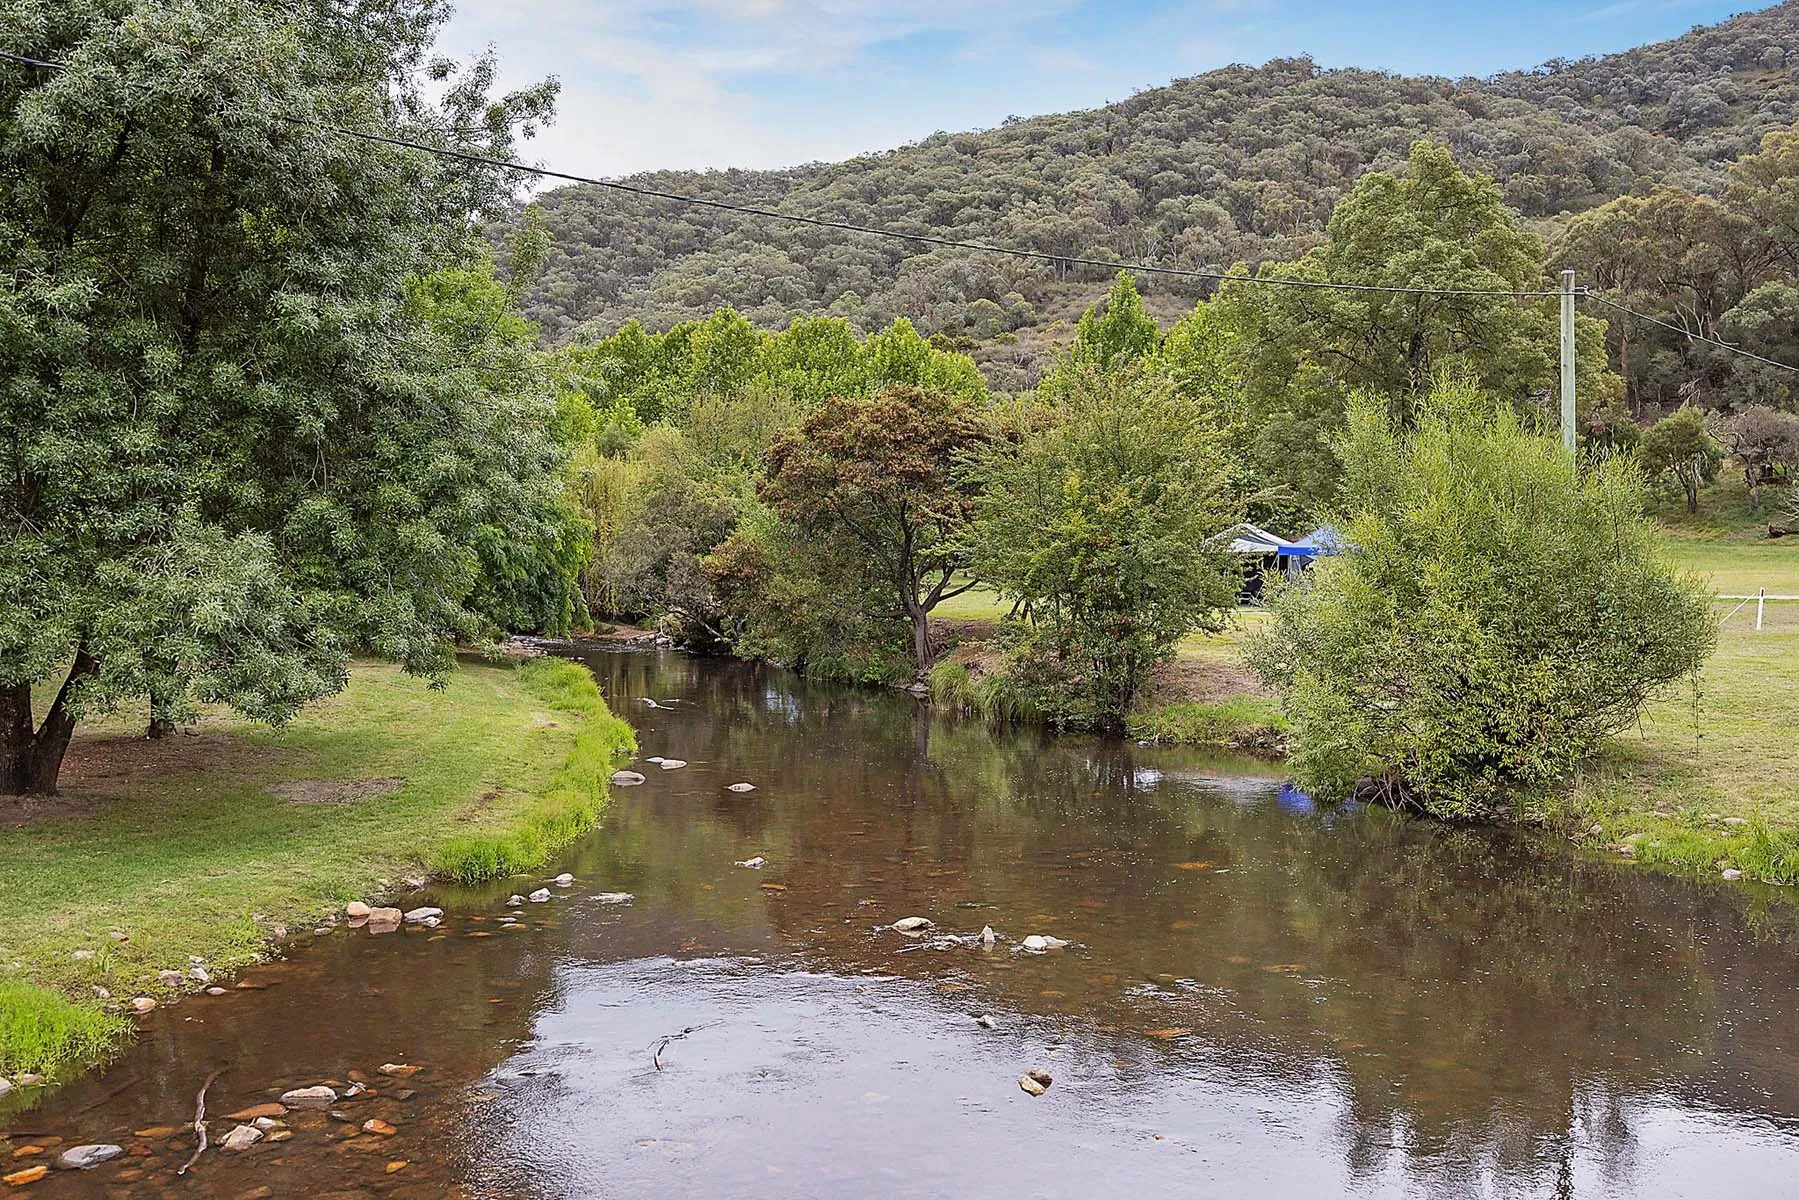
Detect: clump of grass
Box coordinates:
(927, 658, 1041, 723)
(0, 981, 129, 1081)
(432, 658, 636, 884)
(1127, 697, 1290, 755)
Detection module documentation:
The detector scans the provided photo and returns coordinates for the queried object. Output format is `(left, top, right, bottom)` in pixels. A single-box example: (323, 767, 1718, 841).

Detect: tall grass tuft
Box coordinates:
(0, 981, 130, 1080)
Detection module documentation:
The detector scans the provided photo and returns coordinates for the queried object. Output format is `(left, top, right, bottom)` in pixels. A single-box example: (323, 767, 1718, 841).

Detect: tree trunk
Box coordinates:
(147, 683, 177, 739)
(0, 649, 98, 797)
(910, 604, 934, 669)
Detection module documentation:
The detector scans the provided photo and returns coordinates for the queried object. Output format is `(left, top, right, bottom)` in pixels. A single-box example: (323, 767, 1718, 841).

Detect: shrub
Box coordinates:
(1247, 384, 1717, 818)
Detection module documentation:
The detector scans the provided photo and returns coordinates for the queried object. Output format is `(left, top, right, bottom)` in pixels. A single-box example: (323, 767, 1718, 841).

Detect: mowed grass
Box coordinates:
(0, 658, 633, 1081)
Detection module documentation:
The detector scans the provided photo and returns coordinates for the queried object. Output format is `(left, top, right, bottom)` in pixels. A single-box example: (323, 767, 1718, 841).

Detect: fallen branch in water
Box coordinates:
(176, 1068, 226, 1176)
(651, 1023, 716, 1071)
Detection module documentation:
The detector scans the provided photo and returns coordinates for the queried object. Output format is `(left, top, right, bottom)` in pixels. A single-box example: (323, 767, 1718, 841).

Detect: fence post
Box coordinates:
(1757, 587, 1765, 632)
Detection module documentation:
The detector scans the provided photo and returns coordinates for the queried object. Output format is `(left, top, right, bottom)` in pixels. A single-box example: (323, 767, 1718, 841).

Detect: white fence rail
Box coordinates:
(1718, 589, 1799, 631)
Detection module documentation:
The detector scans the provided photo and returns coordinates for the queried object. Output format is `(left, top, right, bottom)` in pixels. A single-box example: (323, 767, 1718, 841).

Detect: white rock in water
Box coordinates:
(346, 901, 372, 919)
(727, 783, 757, 792)
(734, 857, 766, 869)
(506, 895, 524, 907)
(639, 697, 660, 708)
(611, 771, 646, 787)
(1722, 868, 1745, 881)
(205, 986, 227, 996)
(280, 1085, 338, 1108)
(219, 1125, 263, 1151)
(55, 1144, 124, 1170)
(975, 1014, 998, 1029)
(1018, 1072, 1050, 1097)
(645, 756, 664, 764)
(980, 926, 996, 947)
(528, 889, 552, 903)
(403, 907, 443, 923)
(553, 873, 575, 886)
(593, 892, 634, 905)
(658, 759, 688, 770)
(892, 917, 933, 933)
(1021, 934, 1070, 952)
(128, 996, 157, 1014)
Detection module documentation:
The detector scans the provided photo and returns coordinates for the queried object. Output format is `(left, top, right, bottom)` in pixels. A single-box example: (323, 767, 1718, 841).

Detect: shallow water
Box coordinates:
(11, 648, 1799, 1198)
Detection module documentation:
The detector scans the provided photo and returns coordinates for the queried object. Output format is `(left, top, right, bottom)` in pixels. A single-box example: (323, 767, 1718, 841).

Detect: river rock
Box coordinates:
(506, 894, 524, 906)
(1022, 934, 1069, 952)
(219, 1125, 263, 1151)
(206, 986, 227, 995)
(93, 986, 109, 999)
(593, 892, 634, 904)
(734, 857, 766, 869)
(280, 1085, 338, 1108)
(346, 901, 372, 919)
(15, 1074, 40, 1087)
(225, 1103, 287, 1121)
(891, 917, 933, 933)
(0, 1078, 10, 1100)
(379, 1062, 422, 1077)
(645, 756, 664, 764)
(611, 771, 646, 787)
(128, 996, 157, 1014)
(658, 759, 688, 770)
(727, 783, 757, 792)
(975, 1014, 998, 1029)
(1723, 868, 1745, 881)
(156, 969, 182, 985)
(362, 1119, 397, 1136)
(252, 1117, 284, 1132)
(528, 888, 551, 903)
(2, 1166, 46, 1187)
(553, 873, 575, 886)
(190, 966, 210, 983)
(1018, 1070, 1052, 1097)
(55, 1144, 123, 1170)
(403, 907, 443, 923)
(71, 948, 94, 960)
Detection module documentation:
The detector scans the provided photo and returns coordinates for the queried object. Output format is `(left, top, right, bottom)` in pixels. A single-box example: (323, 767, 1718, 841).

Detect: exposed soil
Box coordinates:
(1141, 656, 1273, 706)
(1, 729, 298, 827)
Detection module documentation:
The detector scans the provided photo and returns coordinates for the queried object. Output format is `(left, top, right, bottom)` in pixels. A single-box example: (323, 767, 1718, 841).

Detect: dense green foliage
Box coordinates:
(975, 366, 1238, 729)
(0, 0, 573, 793)
(1640, 407, 1725, 513)
(514, 5, 1799, 387)
(1247, 386, 1718, 817)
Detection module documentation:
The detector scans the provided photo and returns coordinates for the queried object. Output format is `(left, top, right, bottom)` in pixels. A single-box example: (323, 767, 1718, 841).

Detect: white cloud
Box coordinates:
(436, 0, 1080, 176)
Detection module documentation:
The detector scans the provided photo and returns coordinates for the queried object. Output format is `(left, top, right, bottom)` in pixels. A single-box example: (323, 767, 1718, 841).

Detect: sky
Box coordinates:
(435, 0, 1754, 179)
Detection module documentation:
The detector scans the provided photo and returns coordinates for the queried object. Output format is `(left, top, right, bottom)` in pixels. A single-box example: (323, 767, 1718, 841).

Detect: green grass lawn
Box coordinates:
(0, 658, 633, 1083)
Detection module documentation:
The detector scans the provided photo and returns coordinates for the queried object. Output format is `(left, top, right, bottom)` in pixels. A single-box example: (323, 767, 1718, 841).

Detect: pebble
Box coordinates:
(225, 1103, 287, 1120)
(1022, 934, 1070, 952)
(54, 1145, 123, 1170)
(734, 857, 766, 869)
(1723, 868, 1745, 881)
(611, 771, 646, 787)
(92, 986, 109, 1000)
(346, 901, 372, 919)
(108, 930, 128, 941)
(361, 1119, 397, 1136)
(206, 986, 227, 996)
(975, 1014, 998, 1029)
(251, 1117, 284, 1132)
(553, 873, 575, 886)
(506, 895, 524, 907)
(14, 1075, 39, 1087)
(279, 1085, 338, 1108)
(219, 1125, 263, 1151)
(402, 907, 443, 923)
(156, 969, 182, 986)
(645, 756, 664, 764)
(0, 1079, 9, 1100)
(190, 966, 210, 983)
(980, 925, 996, 946)
(2, 1165, 46, 1187)
(71, 949, 93, 961)
(658, 759, 688, 770)
(528, 889, 551, 903)
(891, 917, 933, 932)
(128, 997, 157, 1014)
(268, 1130, 293, 1143)
(379, 1063, 421, 1077)
(727, 783, 757, 792)
(1018, 1070, 1052, 1097)
(386, 1161, 409, 1174)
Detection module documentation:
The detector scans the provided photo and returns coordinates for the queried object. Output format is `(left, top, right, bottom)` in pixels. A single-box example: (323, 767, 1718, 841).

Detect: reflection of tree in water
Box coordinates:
(576, 649, 1799, 1193)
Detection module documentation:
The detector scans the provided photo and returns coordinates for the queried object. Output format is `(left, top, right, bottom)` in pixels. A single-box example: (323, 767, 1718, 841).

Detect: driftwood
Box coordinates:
(651, 1023, 715, 1071)
(176, 1068, 226, 1176)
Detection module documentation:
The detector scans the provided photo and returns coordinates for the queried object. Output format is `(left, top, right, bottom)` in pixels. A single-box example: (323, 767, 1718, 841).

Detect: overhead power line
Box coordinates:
(1580, 291, 1799, 375)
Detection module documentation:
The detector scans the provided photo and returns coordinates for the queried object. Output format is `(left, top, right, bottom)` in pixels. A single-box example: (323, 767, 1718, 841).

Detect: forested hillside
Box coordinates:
(515, 2, 1799, 389)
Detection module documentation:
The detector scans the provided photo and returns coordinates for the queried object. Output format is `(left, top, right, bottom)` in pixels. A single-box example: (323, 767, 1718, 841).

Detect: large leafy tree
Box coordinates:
(1214, 142, 1617, 518)
(974, 366, 1238, 730)
(0, 0, 558, 794)
(759, 385, 993, 669)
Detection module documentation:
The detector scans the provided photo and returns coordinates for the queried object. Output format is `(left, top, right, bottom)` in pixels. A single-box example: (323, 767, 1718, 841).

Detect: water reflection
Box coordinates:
(11, 648, 1799, 1198)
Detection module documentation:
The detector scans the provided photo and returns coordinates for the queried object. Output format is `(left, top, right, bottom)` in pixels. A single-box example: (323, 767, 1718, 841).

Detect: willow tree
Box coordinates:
(0, 0, 560, 795)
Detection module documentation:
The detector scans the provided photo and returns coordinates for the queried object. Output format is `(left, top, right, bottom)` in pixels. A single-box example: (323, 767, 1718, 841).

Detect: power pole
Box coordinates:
(1560, 269, 1577, 453)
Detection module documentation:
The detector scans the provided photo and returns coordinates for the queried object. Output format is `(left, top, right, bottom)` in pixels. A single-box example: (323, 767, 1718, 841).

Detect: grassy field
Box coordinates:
(0, 658, 634, 1083)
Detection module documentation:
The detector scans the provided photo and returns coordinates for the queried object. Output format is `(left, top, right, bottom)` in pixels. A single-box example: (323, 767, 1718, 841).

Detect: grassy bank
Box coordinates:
(0, 657, 634, 1084)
